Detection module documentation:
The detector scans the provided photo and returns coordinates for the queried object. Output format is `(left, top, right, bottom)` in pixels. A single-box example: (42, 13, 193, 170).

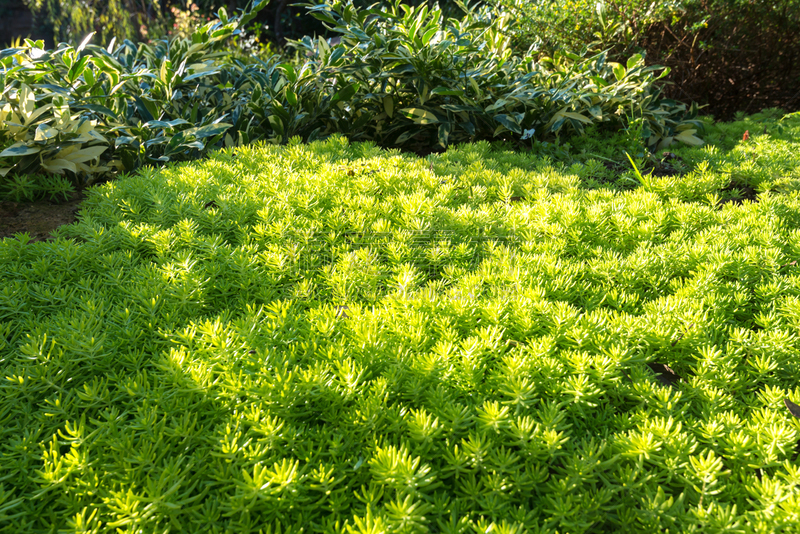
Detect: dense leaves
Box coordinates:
(291, 0, 702, 153)
(493, 0, 800, 120)
(0, 1, 267, 197)
(1, 0, 704, 199)
(1, 112, 800, 532)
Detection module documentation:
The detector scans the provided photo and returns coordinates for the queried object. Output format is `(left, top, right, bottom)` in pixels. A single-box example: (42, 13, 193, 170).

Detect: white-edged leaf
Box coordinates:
(563, 112, 593, 124)
(0, 144, 40, 157)
(611, 62, 626, 81)
(41, 158, 77, 174)
(61, 146, 107, 164)
(77, 32, 96, 53)
(34, 124, 58, 141)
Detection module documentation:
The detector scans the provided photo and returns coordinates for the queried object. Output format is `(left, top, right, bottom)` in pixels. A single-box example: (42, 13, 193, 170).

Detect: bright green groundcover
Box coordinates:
(2, 113, 800, 532)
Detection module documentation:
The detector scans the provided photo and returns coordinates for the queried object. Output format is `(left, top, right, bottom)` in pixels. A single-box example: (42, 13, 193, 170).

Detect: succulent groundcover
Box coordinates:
(2, 114, 800, 532)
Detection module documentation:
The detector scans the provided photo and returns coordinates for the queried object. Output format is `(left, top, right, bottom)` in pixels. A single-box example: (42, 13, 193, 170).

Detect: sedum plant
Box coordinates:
(1, 111, 800, 531)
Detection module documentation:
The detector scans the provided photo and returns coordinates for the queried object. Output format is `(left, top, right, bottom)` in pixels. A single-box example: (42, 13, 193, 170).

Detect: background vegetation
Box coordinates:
(492, 0, 800, 120)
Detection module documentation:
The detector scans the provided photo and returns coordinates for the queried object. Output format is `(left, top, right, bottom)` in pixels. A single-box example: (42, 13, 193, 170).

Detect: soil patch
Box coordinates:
(0, 192, 85, 242)
(718, 182, 759, 207)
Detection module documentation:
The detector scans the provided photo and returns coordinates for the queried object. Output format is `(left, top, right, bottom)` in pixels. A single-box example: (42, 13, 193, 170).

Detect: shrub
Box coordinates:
(0, 4, 268, 197)
(287, 0, 702, 153)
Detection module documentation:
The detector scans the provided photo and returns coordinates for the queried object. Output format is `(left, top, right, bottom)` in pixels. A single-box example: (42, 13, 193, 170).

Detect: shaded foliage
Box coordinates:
(493, 0, 800, 120)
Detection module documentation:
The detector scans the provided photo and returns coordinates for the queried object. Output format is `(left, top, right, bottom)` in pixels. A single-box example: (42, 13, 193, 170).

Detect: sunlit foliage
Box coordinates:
(1, 112, 800, 531)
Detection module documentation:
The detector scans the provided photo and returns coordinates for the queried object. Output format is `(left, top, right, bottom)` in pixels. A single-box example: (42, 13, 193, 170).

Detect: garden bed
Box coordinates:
(1, 112, 800, 532)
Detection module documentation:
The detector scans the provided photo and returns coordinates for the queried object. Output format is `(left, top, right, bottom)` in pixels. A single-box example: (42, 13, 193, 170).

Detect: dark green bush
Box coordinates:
(290, 0, 702, 154)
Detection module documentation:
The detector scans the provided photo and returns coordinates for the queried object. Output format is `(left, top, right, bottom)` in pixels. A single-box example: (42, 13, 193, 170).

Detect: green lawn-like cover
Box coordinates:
(2, 113, 800, 532)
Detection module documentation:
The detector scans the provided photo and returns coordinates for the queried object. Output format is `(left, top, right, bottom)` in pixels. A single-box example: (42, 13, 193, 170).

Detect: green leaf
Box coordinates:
(421, 27, 437, 46)
(612, 63, 626, 81)
(286, 87, 298, 107)
(395, 129, 417, 144)
(494, 114, 521, 134)
(626, 54, 643, 70)
(74, 104, 118, 119)
(62, 146, 108, 164)
(239, 0, 270, 28)
(431, 87, 464, 97)
(41, 158, 77, 174)
(460, 120, 475, 137)
(674, 129, 704, 146)
(279, 63, 297, 84)
(144, 119, 191, 129)
(268, 115, 285, 137)
(587, 106, 603, 120)
(331, 83, 358, 106)
(0, 48, 21, 61)
(400, 108, 439, 125)
(115, 136, 140, 148)
(0, 144, 41, 157)
(437, 122, 453, 147)
(77, 32, 95, 53)
(183, 123, 233, 140)
(383, 95, 394, 119)
(34, 124, 58, 142)
(562, 112, 593, 124)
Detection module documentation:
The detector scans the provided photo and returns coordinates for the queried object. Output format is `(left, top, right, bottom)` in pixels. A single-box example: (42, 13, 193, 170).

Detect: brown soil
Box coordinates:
(0, 193, 85, 243)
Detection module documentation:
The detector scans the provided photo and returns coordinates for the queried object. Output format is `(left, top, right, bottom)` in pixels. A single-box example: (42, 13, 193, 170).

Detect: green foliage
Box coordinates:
(2, 112, 800, 531)
(23, 0, 168, 45)
(1, 0, 705, 198)
(0, 4, 269, 198)
(492, 0, 800, 120)
(289, 0, 703, 152)
(0, 83, 114, 179)
(492, 0, 684, 56)
(1, 0, 710, 199)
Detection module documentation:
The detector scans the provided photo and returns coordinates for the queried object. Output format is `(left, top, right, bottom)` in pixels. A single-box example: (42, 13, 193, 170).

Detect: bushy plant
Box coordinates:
(0, 4, 269, 197)
(260, 0, 705, 153)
